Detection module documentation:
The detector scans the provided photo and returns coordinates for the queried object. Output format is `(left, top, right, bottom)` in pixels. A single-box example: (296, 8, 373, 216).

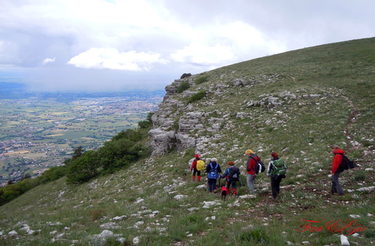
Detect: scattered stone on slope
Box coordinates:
(187, 207, 199, 212)
(202, 201, 221, 208)
(134, 198, 144, 204)
(19, 224, 34, 235)
(91, 230, 116, 245)
(113, 215, 127, 221)
(47, 221, 63, 226)
(239, 194, 256, 199)
(133, 236, 140, 245)
(134, 221, 144, 228)
(174, 195, 188, 201)
(340, 234, 350, 246)
(100, 222, 121, 229)
(356, 186, 375, 192)
(8, 230, 18, 239)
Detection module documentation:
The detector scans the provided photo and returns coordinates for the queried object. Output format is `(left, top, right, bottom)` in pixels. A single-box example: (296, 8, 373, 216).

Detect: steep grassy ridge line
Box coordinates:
(0, 38, 374, 245)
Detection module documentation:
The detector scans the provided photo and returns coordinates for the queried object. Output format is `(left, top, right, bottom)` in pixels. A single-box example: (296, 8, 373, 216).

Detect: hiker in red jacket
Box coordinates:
(245, 149, 259, 194)
(330, 145, 345, 195)
(191, 154, 201, 182)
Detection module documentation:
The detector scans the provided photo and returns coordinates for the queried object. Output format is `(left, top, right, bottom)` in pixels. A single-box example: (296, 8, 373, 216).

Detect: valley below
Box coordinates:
(0, 92, 163, 185)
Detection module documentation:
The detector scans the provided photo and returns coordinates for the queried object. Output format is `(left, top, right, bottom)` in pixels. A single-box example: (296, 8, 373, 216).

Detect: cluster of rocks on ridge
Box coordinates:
(148, 74, 325, 156)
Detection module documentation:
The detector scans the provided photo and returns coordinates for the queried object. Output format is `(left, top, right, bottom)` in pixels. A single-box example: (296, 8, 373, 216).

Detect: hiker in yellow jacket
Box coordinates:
(191, 154, 204, 182)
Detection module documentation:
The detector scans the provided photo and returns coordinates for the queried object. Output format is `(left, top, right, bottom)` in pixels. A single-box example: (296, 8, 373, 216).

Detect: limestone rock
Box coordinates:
(180, 73, 192, 79)
(176, 133, 196, 150)
(148, 128, 176, 156)
(8, 230, 18, 238)
(174, 195, 188, 201)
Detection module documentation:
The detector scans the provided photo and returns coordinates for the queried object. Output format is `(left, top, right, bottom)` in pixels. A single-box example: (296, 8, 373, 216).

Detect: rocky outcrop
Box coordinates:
(175, 133, 196, 150)
(148, 128, 176, 156)
(148, 71, 324, 157)
(180, 73, 192, 79)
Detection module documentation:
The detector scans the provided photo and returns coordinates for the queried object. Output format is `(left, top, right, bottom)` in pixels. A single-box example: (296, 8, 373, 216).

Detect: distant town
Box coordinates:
(0, 86, 164, 185)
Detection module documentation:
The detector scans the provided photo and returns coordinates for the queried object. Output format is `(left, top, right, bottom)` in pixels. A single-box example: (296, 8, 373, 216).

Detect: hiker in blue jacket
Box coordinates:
(205, 158, 221, 193)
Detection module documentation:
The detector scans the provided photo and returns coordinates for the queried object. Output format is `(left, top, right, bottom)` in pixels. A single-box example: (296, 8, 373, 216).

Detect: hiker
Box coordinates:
(330, 145, 345, 195)
(205, 158, 222, 193)
(267, 152, 287, 199)
(191, 154, 203, 182)
(220, 161, 240, 195)
(245, 149, 261, 194)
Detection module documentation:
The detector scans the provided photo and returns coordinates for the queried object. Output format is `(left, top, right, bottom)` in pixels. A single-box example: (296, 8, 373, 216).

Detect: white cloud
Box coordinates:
(1, 0, 375, 91)
(171, 42, 235, 65)
(67, 48, 168, 71)
(42, 58, 56, 65)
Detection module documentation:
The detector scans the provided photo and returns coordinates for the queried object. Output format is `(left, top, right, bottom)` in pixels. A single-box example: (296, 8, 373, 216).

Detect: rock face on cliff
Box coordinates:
(148, 78, 197, 156)
(148, 73, 305, 156)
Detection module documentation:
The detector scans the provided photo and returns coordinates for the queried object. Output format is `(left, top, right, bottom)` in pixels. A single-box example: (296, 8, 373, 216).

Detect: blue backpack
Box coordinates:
(208, 163, 219, 179)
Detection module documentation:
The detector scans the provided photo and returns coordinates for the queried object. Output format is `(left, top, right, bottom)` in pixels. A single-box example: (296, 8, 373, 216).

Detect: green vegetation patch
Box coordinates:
(187, 91, 206, 104)
(177, 81, 190, 93)
(195, 75, 209, 84)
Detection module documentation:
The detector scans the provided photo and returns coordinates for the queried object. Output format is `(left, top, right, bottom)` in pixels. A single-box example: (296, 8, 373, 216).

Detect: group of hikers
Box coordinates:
(190, 145, 353, 200)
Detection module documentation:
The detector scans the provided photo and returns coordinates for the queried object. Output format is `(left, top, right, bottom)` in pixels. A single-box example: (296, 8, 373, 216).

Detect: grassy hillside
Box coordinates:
(0, 38, 374, 246)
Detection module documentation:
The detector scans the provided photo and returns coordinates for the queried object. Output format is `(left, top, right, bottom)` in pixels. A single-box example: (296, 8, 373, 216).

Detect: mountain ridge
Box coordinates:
(0, 37, 374, 245)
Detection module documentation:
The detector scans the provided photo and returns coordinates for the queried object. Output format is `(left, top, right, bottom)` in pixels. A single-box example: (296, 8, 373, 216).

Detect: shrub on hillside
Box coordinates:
(66, 150, 100, 184)
(187, 91, 206, 104)
(112, 129, 142, 142)
(98, 138, 145, 174)
(138, 112, 154, 129)
(38, 166, 66, 184)
(195, 75, 208, 84)
(66, 127, 150, 184)
(177, 81, 190, 93)
(0, 177, 39, 206)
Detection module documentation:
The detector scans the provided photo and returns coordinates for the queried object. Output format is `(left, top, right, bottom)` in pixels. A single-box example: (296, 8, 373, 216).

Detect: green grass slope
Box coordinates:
(0, 38, 374, 246)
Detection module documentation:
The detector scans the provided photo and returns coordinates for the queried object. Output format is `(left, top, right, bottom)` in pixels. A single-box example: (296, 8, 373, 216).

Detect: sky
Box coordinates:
(0, 0, 374, 92)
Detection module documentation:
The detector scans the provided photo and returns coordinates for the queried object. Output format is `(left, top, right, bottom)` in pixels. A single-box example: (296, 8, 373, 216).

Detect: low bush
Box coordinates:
(66, 126, 151, 184)
(177, 81, 190, 93)
(195, 75, 208, 84)
(0, 177, 39, 206)
(138, 112, 154, 129)
(354, 171, 366, 181)
(38, 166, 66, 184)
(187, 91, 206, 104)
(66, 150, 100, 184)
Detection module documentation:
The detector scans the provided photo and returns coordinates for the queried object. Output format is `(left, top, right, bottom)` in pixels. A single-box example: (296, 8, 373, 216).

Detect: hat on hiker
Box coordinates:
(211, 158, 217, 162)
(195, 154, 199, 158)
(228, 161, 235, 166)
(271, 152, 279, 158)
(245, 149, 254, 155)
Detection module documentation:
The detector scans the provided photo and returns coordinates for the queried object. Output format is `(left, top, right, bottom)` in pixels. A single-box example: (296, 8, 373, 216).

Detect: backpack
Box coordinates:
(248, 156, 265, 174)
(272, 159, 287, 176)
(196, 160, 205, 171)
(338, 153, 356, 170)
(208, 163, 219, 179)
(228, 166, 240, 182)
